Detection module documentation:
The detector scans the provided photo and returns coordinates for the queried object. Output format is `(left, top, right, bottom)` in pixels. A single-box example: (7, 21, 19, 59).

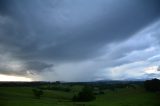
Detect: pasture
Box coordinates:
(0, 84, 159, 106)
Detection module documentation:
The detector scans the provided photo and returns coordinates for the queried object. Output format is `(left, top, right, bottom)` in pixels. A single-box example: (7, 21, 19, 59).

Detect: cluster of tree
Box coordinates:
(67, 80, 143, 85)
(93, 87, 105, 95)
(0, 81, 54, 87)
(32, 88, 43, 99)
(72, 86, 96, 102)
(93, 84, 136, 92)
(51, 86, 71, 92)
(144, 78, 160, 92)
(40, 85, 71, 92)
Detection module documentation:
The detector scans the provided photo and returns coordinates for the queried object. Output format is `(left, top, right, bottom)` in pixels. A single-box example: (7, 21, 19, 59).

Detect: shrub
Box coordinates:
(72, 86, 95, 102)
(32, 88, 43, 99)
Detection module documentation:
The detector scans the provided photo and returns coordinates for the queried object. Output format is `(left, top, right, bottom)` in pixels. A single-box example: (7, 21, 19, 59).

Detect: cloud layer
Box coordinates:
(0, 0, 160, 81)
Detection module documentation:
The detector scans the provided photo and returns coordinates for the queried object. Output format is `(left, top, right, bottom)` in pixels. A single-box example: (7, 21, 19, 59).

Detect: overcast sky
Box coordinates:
(0, 0, 160, 81)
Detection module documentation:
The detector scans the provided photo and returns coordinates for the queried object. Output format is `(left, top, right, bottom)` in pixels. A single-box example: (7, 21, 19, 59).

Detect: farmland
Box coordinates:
(0, 82, 159, 106)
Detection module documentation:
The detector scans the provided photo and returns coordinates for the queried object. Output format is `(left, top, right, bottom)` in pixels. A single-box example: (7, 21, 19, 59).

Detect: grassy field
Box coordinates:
(0, 86, 159, 106)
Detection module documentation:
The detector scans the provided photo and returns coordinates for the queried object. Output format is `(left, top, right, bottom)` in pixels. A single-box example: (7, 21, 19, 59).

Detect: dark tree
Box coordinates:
(72, 86, 95, 102)
(55, 81, 61, 85)
(144, 78, 160, 92)
(32, 88, 43, 99)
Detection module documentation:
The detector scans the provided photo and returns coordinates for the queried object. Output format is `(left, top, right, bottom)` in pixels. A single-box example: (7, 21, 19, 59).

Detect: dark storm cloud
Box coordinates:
(25, 61, 53, 72)
(0, 0, 160, 61)
(0, 0, 160, 80)
(0, 0, 10, 15)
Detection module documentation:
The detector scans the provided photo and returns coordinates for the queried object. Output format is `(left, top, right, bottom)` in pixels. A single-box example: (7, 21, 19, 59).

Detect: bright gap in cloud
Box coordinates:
(145, 66, 159, 74)
(0, 74, 32, 81)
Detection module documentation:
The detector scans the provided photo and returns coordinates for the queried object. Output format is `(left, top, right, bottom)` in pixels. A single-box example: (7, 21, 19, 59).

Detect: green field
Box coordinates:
(0, 86, 159, 106)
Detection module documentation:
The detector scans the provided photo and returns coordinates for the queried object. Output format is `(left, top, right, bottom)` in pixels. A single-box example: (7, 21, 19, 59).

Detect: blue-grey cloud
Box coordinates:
(0, 0, 160, 81)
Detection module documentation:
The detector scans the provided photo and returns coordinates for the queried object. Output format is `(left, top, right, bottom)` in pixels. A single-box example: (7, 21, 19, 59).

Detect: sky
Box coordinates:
(0, 0, 160, 81)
